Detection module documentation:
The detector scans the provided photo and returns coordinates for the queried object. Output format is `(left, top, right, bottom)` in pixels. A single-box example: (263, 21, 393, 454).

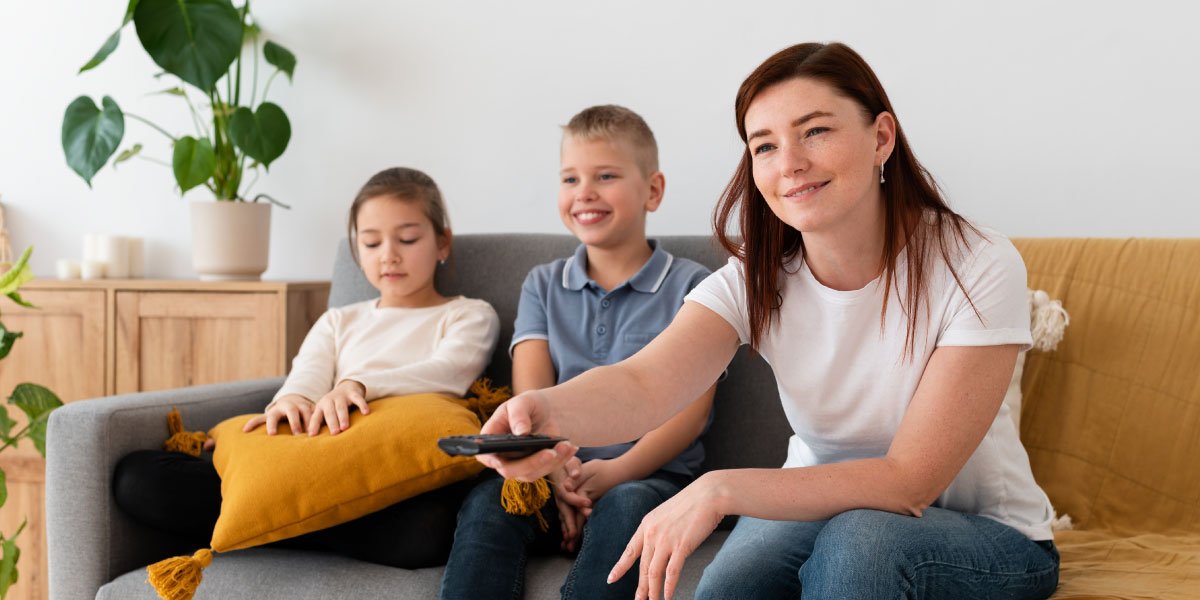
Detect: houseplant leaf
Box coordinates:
(0, 406, 14, 440)
(0, 470, 6, 510)
(112, 143, 144, 168)
(0, 529, 20, 599)
(0, 247, 33, 298)
(9, 384, 61, 457)
(4, 293, 33, 310)
(0, 324, 22, 361)
(62, 96, 125, 187)
(228, 103, 290, 168)
(78, 0, 143, 74)
(133, 0, 242, 93)
(263, 41, 295, 81)
(172, 136, 216, 193)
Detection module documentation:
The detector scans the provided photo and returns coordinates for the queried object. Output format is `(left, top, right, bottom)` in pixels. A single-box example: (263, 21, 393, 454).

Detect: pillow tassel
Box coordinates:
(1029, 290, 1070, 352)
(163, 408, 208, 457)
(146, 548, 213, 600)
(501, 478, 551, 532)
(467, 378, 512, 422)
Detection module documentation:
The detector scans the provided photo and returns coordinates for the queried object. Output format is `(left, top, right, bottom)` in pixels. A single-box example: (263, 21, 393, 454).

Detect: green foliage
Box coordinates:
(0, 249, 63, 598)
(62, 0, 295, 202)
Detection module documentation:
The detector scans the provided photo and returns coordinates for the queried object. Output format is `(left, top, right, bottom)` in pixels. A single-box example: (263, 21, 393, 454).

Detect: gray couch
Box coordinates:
(46, 234, 791, 599)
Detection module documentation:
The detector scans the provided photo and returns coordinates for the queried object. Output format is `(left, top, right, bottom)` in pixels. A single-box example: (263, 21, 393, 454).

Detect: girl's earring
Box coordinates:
(439, 258, 447, 265)
(879, 160, 886, 184)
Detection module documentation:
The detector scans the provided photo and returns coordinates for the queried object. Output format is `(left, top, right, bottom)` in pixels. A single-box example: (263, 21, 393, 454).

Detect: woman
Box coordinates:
(478, 42, 1059, 600)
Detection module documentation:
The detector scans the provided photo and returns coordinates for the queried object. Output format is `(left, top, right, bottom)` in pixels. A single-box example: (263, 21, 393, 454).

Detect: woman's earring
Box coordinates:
(879, 160, 886, 184)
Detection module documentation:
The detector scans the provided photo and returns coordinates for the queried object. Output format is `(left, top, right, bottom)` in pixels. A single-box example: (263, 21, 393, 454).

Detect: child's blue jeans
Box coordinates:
(697, 507, 1060, 599)
(440, 471, 688, 600)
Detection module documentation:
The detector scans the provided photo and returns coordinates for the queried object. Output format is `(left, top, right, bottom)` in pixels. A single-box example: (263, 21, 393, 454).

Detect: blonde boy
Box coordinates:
(441, 106, 716, 599)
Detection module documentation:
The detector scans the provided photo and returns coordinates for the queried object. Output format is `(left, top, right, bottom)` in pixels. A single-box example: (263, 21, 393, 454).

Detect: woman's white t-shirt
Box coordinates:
(685, 226, 1055, 540)
(273, 296, 500, 403)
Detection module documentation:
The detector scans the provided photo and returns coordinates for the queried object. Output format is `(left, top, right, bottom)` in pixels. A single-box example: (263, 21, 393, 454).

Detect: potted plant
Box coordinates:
(61, 0, 296, 281)
(0, 248, 64, 599)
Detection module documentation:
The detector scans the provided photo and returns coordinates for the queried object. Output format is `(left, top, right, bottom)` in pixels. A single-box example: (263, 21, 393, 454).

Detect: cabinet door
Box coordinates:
(115, 291, 280, 393)
(0, 288, 106, 600)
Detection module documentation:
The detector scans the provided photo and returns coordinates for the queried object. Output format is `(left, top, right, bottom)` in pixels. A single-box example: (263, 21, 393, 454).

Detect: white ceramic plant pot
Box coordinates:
(190, 201, 271, 281)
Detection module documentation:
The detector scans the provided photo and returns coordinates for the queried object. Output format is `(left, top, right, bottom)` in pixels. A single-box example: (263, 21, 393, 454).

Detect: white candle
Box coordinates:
(80, 259, 107, 280)
(127, 237, 145, 278)
(56, 259, 81, 280)
(82, 233, 101, 262)
(96, 235, 129, 278)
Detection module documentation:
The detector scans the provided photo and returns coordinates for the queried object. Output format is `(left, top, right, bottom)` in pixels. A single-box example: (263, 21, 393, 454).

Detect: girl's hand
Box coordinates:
(476, 390, 577, 481)
(306, 379, 370, 436)
(242, 394, 315, 435)
(609, 474, 725, 600)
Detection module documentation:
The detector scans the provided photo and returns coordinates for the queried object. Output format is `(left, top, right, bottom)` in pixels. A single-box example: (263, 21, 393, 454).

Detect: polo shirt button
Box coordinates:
(597, 325, 607, 335)
(601, 299, 611, 308)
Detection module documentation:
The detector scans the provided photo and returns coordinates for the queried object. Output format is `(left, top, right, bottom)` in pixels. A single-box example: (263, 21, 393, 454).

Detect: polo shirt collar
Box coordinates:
(561, 239, 675, 294)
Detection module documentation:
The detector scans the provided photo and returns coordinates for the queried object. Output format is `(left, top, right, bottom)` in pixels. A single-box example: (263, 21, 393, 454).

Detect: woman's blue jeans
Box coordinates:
(696, 507, 1060, 599)
(440, 472, 687, 599)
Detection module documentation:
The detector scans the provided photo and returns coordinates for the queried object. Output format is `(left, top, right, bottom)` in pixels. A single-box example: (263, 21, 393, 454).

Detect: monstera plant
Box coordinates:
(62, 0, 297, 280)
(63, 0, 294, 201)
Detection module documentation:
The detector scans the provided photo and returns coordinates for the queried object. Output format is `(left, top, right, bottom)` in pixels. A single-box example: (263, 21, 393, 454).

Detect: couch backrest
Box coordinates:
(1013, 238, 1200, 535)
(329, 234, 792, 473)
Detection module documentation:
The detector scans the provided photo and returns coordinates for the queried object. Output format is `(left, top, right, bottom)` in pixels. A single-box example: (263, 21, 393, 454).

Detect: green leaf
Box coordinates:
(0, 470, 6, 510)
(4, 292, 33, 309)
(27, 416, 49, 458)
(0, 324, 23, 360)
(133, 0, 242, 93)
(153, 87, 187, 97)
(172, 136, 216, 193)
(243, 21, 261, 42)
(263, 41, 295, 82)
(0, 247, 33, 298)
(62, 96, 125, 187)
(9, 383, 62, 424)
(113, 143, 144, 168)
(0, 406, 14, 441)
(0, 529, 20, 599)
(228, 102, 290, 169)
(78, 29, 122, 74)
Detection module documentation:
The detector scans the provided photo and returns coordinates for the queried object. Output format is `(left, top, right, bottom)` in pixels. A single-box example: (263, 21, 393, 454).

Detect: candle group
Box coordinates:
(58, 234, 146, 280)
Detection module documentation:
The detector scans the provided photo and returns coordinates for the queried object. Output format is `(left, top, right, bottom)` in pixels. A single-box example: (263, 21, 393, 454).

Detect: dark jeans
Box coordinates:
(112, 449, 475, 569)
(440, 470, 690, 600)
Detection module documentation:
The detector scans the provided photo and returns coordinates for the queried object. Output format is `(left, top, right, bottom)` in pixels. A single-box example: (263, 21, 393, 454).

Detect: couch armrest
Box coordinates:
(45, 377, 284, 600)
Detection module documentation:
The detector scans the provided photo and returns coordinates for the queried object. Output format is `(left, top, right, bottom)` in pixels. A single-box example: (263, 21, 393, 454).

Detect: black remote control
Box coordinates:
(438, 433, 567, 458)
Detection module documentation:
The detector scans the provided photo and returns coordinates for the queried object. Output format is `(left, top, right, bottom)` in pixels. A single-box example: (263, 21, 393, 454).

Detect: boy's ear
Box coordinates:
(645, 171, 665, 213)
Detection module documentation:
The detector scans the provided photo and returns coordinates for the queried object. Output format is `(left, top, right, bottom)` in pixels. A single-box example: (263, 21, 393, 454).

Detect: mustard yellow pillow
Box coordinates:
(207, 392, 484, 551)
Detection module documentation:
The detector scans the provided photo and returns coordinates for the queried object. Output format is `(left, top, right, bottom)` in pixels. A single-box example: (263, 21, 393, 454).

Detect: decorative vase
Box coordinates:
(190, 201, 271, 281)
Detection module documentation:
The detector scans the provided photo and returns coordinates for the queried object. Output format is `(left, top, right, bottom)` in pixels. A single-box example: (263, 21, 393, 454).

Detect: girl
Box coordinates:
(113, 167, 500, 568)
(478, 43, 1060, 600)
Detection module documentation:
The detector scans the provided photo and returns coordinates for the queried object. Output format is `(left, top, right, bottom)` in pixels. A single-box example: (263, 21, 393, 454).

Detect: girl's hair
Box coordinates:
(713, 42, 980, 355)
(347, 167, 451, 262)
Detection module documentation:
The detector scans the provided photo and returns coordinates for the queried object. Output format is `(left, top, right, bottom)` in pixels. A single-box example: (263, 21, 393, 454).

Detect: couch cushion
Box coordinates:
(98, 531, 732, 599)
(1049, 530, 1200, 599)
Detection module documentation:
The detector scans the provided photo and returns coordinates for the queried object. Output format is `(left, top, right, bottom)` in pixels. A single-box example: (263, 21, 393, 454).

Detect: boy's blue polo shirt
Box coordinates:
(511, 239, 712, 477)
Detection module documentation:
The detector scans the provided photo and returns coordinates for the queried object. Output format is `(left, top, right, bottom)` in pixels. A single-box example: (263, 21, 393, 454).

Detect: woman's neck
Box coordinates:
(802, 201, 888, 292)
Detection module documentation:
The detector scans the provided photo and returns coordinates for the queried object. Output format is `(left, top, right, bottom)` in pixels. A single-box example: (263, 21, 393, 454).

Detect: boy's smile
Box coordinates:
(558, 136, 663, 250)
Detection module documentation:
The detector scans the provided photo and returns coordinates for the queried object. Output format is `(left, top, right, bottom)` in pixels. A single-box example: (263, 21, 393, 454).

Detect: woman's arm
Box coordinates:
(478, 302, 738, 477)
(704, 343, 1018, 521)
(599, 383, 716, 486)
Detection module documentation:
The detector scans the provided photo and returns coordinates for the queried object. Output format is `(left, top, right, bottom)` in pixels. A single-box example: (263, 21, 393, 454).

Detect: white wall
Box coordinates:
(2, 1, 1198, 279)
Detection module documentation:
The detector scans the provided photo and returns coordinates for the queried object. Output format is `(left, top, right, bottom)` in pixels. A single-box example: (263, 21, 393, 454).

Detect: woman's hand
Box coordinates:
(609, 473, 726, 600)
(242, 394, 315, 435)
(306, 379, 370, 436)
(476, 390, 577, 481)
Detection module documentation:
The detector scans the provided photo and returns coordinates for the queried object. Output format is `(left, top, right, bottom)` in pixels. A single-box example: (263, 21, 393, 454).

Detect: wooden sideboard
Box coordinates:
(0, 279, 329, 600)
